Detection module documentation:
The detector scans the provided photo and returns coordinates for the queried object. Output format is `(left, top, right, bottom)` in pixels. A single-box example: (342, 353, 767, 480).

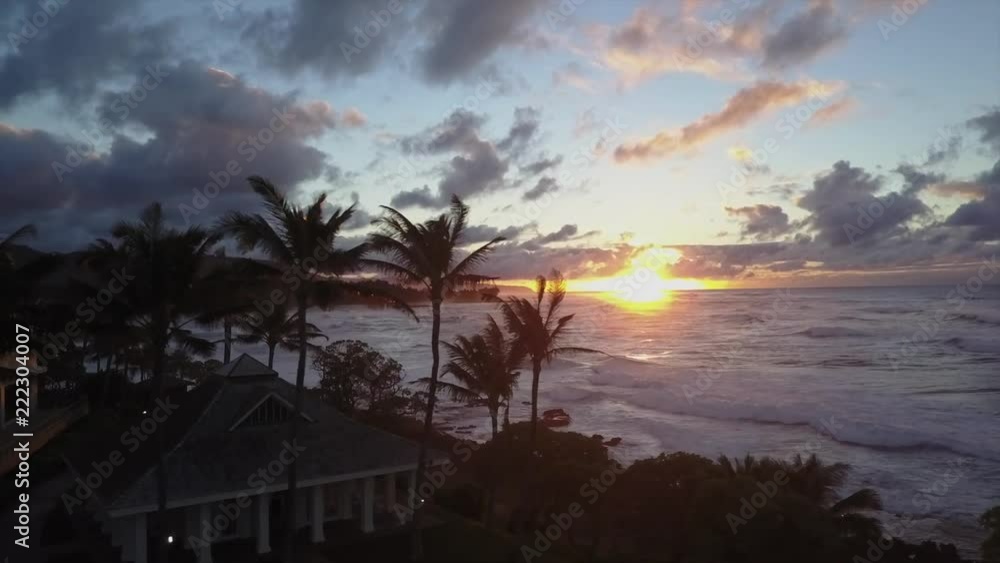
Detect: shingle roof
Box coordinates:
(213, 353, 278, 378)
(66, 360, 447, 515)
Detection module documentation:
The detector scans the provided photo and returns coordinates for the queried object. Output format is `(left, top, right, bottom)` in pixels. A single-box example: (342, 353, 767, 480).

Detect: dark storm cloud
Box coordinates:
(725, 204, 792, 241)
(3, 63, 344, 248)
(462, 223, 532, 244)
(523, 177, 560, 201)
(895, 164, 945, 196)
(497, 106, 541, 156)
(945, 160, 1000, 240)
(244, 0, 410, 80)
(418, 0, 546, 83)
(761, 0, 848, 69)
(0, 0, 172, 109)
(536, 224, 579, 244)
(520, 155, 563, 176)
(797, 160, 929, 246)
(967, 107, 1000, 151)
(390, 109, 541, 209)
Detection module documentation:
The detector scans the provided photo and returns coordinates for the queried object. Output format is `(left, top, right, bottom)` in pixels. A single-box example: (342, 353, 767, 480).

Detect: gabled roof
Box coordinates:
(213, 353, 277, 378)
(65, 355, 446, 516)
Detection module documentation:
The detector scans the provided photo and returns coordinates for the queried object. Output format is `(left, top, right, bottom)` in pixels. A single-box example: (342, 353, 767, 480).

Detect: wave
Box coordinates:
(621, 391, 998, 462)
(954, 311, 1000, 326)
(797, 326, 870, 338)
(912, 386, 1000, 396)
(945, 337, 998, 354)
(861, 306, 920, 315)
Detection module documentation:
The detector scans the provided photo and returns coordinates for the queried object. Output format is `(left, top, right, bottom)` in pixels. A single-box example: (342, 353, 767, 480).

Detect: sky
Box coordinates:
(2, 0, 999, 288)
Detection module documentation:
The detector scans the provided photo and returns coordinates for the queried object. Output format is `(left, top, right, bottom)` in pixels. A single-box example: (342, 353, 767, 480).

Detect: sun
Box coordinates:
(566, 248, 715, 308)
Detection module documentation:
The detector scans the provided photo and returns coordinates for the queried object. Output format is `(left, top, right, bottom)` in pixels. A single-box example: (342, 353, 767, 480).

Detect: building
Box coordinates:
(65, 354, 444, 563)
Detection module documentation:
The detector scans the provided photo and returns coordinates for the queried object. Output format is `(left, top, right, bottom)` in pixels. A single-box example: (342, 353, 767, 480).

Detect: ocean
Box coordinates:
(229, 285, 1000, 554)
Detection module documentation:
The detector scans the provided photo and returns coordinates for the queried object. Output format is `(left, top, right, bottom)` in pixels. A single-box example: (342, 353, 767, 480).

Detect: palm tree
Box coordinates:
(0, 224, 37, 263)
(497, 270, 599, 454)
(719, 453, 884, 540)
(84, 203, 222, 563)
(235, 301, 327, 368)
(366, 195, 504, 558)
(427, 317, 522, 438)
(217, 175, 414, 561)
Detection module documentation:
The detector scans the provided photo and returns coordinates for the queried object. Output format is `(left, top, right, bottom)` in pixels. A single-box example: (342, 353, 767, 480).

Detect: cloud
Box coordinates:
(809, 97, 857, 126)
(726, 204, 792, 240)
(728, 145, 772, 175)
(462, 222, 532, 244)
(591, 3, 773, 86)
(0, 63, 343, 247)
(497, 106, 541, 156)
(944, 160, 1000, 240)
(761, 0, 848, 69)
(967, 107, 1000, 151)
(798, 160, 929, 246)
(930, 182, 989, 200)
(520, 155, 563, 176)
(244, 0, 409, 80)
(0, 0, 172, 109)
(389, 186, 437, 209)
(418, 0, 546, 83)
(523, 176, 560, 201)
(552, 62, 595, 92)
(615, 80, 840, 162)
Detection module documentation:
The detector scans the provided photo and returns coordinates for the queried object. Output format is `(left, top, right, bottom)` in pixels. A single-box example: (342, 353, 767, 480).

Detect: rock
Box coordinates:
(542, 408, 571, 427)
(603, 437, 622, 447)
(591, 434, 605, 441)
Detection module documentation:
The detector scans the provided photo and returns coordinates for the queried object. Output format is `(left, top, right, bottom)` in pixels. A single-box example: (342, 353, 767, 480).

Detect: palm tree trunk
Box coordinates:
(283, 293, 309, 562)
(153, 331, 168, 563)
(529, 358, 542, 454)
(223, 317, 232, 363)
(268, 343, 276, 368)
(412, 296, 442, 561)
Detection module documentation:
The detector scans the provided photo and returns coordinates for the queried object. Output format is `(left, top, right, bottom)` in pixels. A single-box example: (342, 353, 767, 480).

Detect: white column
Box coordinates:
(110, 517, 125, 548)
(197, 504, 213, 563)
(132, 513, 147, 563)
(255, 493, 271, 554)
(337, 481, 353, 519)
(237, 500, 253, 538)
(184, 505, 200, 550)
(310, 486, 325, 543)
(362, 477, 375, 533)
(407, 470, 418, 519)
(384, 473, 397, 511)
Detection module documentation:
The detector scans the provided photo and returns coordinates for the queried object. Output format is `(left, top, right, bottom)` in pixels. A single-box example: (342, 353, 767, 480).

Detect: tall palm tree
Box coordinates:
(235, 301, 327, 368)
(497, 270, 598, 453)
(366, 195, 504, 559)
(84, 203, 222, 563)
(428, 317, 522, 439)
(217, 175, 414, 561)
